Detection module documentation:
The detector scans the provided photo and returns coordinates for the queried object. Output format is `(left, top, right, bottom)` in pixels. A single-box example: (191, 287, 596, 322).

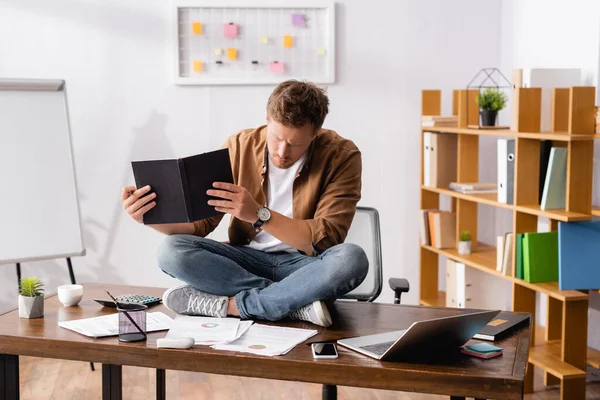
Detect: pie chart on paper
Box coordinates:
(248, 344, 267, 350)
(201, 323, 220, 328)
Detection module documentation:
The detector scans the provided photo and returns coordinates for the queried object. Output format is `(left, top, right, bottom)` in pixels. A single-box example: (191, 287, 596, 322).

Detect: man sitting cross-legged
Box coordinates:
(121, 80, 368, 327)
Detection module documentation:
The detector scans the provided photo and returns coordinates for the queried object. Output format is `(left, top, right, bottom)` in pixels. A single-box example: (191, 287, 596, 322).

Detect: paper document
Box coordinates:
(212, 324, 317, 356)
(165, 315, 242, 345)
(58, 312, 173, 338)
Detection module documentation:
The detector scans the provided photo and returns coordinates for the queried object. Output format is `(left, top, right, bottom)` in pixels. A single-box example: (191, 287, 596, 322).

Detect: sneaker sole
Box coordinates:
(162, 284, 189, 312)
(313, 301, 333, 327)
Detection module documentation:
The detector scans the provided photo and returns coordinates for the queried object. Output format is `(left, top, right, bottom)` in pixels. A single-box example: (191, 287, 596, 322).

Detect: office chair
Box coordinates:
(322, 206, 409, 400)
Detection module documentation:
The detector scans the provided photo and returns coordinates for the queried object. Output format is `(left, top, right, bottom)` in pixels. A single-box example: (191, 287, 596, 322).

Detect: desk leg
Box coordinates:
(322, 384, 337, 400)
(156, 369, 166, 400)
(1, 354, 19, 400)
(102, 364, 122, 400)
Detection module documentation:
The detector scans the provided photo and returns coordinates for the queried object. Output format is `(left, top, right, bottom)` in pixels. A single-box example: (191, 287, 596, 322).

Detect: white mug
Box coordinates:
(57, 284, 84, 306)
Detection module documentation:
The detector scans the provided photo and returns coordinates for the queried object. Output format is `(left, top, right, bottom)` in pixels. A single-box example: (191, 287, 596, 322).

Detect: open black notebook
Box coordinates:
(131, 148, 234, 224)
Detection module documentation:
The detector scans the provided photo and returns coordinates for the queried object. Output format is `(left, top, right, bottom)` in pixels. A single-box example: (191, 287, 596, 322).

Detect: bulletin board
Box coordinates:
(172, 0, 335, 85)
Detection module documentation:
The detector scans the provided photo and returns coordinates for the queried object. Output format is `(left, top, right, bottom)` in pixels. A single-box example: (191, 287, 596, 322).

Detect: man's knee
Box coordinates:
(156, 234, 194, 276)
(327, 243, 369, 283)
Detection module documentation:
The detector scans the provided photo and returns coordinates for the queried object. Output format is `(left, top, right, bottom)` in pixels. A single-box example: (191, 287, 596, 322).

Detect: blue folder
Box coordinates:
(558, 220, 600, 290)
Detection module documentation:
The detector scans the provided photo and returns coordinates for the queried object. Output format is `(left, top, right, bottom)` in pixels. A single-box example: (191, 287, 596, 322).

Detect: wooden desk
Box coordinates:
(0, 283, 530, 400)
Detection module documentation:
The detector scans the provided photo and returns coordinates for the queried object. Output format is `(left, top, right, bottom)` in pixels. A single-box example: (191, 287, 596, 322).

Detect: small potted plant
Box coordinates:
(476, 88, 507, 127)
(19, 276, 45, 318)
(458, 231, 472, 255)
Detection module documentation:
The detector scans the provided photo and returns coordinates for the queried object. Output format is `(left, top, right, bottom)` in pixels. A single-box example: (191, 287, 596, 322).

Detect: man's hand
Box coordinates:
(122, 185, 156, 223)
(207, 182, 260, 224)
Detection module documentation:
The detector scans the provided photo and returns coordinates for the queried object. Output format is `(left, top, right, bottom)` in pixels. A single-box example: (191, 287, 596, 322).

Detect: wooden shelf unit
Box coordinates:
(424, 126, 595, 142)
(418, 87, 596, 400)
(421, 186, 591, 222)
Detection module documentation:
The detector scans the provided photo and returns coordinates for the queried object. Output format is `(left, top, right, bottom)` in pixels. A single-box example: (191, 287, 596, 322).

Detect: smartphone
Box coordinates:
(311, 343, 338, 359)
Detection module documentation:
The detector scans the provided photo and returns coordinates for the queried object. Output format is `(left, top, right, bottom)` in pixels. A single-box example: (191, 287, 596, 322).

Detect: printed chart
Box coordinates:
(172, 1, 335, 85)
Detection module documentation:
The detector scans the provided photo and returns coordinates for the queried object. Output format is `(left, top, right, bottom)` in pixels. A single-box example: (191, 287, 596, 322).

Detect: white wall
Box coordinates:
(0, 0, 502, 314)
(499, 0, 600, 326)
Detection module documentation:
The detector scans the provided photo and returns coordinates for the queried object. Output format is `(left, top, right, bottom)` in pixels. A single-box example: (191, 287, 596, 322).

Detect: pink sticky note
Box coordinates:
(291, 14, 306, 27)
(269, 61, 285, 73)
(223, 23, 238, 38)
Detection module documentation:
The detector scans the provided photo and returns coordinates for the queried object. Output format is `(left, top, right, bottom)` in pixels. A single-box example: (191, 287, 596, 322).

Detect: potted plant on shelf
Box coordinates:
(476, 88, 507, 127)
(458, 231, 472, 255)
(18, 276, 45, 318)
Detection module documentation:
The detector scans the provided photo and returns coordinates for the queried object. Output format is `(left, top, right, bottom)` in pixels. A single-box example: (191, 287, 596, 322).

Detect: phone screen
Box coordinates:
(312, 343, 337, 356)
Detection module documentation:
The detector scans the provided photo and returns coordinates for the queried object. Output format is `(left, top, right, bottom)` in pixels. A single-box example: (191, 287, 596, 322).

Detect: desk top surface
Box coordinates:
(0, 283, 530, 399)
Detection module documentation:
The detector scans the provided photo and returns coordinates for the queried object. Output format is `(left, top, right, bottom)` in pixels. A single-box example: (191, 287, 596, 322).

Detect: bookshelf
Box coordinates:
(419, 86, 596, 400)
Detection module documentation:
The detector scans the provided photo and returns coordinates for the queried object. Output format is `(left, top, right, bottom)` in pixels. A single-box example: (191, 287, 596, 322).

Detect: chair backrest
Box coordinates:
(340, 206, 383, 302)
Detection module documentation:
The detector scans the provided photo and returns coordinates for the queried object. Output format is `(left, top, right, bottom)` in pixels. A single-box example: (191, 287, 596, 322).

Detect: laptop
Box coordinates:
(337, 309, 501, 361)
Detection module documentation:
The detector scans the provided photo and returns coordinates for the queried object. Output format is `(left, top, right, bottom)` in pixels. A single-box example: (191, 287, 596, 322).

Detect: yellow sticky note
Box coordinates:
(283, 35, 293, 48)
(317, 48, 326, 56)
(193, 60, 203, 72)
(192, 22, 202, 35)
(227, 48, 237, 60)
(487, 319, 508, 327)
(260, 35, 269, 44)
(214, 48, 223, 56)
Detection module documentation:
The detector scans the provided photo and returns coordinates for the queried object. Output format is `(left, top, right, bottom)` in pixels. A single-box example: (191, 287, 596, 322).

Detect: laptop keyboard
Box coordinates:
(360, 340, 396, 356)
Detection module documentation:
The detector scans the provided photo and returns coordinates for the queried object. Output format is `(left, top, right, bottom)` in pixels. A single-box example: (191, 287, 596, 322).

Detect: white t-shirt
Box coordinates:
(246, 152, 307, 253)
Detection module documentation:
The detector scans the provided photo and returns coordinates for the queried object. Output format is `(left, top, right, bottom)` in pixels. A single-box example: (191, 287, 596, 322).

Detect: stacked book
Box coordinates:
(421, 115, 458, 128)
(509, 231, 559, 283)
(449, 182, 497, 194)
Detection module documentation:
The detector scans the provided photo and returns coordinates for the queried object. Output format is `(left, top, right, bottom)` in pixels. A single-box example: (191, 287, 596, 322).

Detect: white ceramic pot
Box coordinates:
(458, 240, 472, 255)
(18, 295, 44, 318)
(58, 284, 84, 306)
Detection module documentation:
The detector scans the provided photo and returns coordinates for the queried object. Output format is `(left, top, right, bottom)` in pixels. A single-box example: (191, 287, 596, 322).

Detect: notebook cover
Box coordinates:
(182, 148, 234, 222)
(523, 231, 559, 283)
(131, 159, 189, 224)
(558, 220, 600, 290)
(473, 311, 530, 341)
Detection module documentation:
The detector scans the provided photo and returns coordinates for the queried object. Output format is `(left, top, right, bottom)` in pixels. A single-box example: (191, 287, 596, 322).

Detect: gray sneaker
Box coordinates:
(162, 284, 228, 318)
(289, 301, 332, 327)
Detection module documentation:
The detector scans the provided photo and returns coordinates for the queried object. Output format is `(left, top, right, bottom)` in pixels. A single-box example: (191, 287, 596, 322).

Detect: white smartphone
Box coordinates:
(311, 343, 338, 359)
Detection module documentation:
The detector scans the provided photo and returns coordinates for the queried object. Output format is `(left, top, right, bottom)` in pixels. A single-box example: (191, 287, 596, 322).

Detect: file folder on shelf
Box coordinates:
(497, 139, 515, 205)
(523, 231, 558, 283)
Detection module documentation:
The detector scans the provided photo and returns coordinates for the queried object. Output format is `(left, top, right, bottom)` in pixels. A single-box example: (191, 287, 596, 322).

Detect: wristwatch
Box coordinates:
(252, 206, 271, 230)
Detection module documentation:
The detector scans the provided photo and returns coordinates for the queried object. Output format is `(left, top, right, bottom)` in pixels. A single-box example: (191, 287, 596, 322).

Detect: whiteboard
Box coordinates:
(0, 79, 85, 264)
(172, 0, 335, 85)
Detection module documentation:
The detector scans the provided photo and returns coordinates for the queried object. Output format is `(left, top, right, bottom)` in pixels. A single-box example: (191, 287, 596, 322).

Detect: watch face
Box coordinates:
(257, 207, 271, 221)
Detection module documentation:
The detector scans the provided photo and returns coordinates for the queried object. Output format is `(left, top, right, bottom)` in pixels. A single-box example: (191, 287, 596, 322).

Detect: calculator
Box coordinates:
(94, 294, 162, 308)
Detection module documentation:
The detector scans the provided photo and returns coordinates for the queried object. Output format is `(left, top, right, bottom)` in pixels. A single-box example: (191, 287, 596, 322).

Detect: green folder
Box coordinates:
(516, 233, 524, 280)
(523, 231, 559, 283)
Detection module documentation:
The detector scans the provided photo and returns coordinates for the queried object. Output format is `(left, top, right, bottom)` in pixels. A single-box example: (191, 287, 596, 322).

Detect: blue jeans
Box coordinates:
(156, 235, 369, 321)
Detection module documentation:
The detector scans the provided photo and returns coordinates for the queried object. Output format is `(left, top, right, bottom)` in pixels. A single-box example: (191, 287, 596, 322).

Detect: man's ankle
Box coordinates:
(227, 296, 240, 317)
